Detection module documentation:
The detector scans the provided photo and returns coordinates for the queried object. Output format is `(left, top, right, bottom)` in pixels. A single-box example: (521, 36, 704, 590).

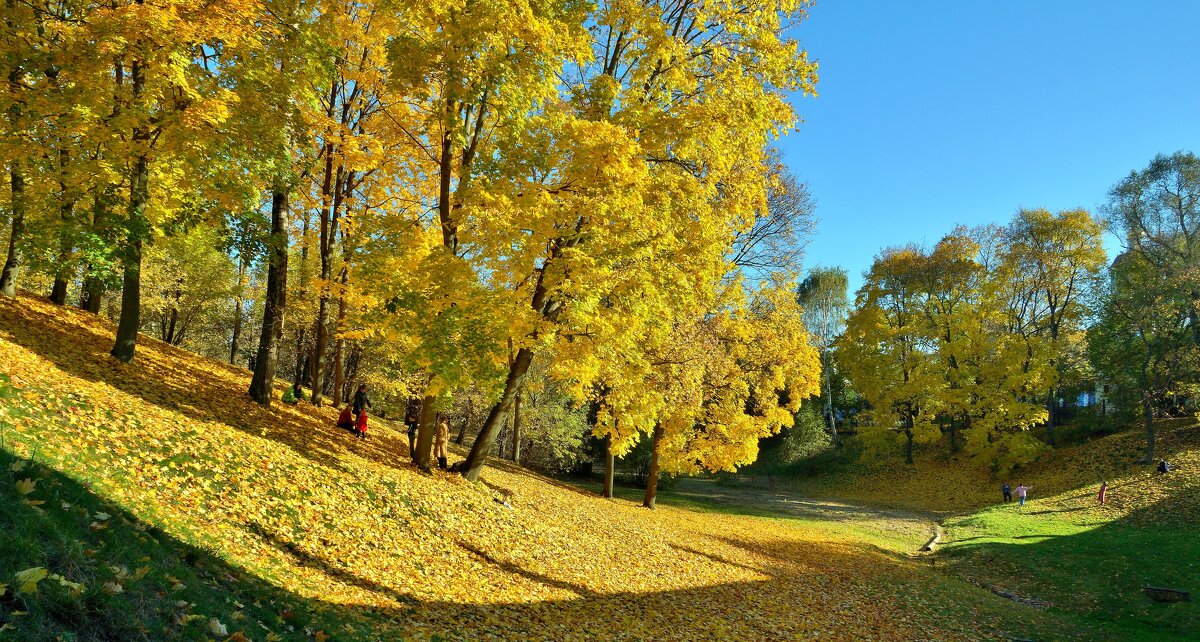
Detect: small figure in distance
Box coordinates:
(1001, 481, 1012, 503)
(352, 383, 371, 440)
(1014, 483, 1032, 508)
(1157, 459, 1171, 475)
(336, 405, 355, 432)
(405, 398, 420, 460)
(434, 415, 450, 470)
(1097, 480, 1107, 506)
(283, 382, 304, 405)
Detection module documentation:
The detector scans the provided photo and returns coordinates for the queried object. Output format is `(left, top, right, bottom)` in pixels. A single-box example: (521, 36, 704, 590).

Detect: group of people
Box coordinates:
(1000, 482, 1032, 506)
(336, 384, 373, 439)
(333, 389, 452, 469)
(1001, 458, 1177, 510)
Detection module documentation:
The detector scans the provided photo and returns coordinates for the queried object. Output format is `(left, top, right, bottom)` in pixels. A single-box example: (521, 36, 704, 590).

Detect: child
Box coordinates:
(1001, 482, 1012, 503)
(434, 416, 450, 469)
(354, 407, 369, 439)
(1097, 481, 1107, 506)
(1014, 483, 1031, 508)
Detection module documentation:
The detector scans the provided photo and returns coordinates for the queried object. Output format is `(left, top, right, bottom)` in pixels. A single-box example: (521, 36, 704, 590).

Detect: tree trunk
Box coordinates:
(1143, 395, 1155, 462)
(904, 413, 915, 465)
(110, 151, 148, 363)
(310, 299, 329, 406)
(510, 387, 523, 464)
(1045, 387, 1057, 446)
(332, 268, 347, 405)
(456, 396, 473, 446)
(461, 347, 535, 481)
(414, 390, 437, 473)
(603, 436, 615, 499)
(642, 423, 664, 509)
(230, 254, 247, 364)
(248, 189, 290, 405)
(823, 348, 837, 441)
(80, 275, 103, 313)
(48, 150, 75, 305)
(0, 163, 25, 297)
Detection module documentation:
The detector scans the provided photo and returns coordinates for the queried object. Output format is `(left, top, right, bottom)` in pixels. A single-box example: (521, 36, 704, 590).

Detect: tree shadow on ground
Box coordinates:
(939, 496, 1200, 639)
(2, 442, 1075, 642)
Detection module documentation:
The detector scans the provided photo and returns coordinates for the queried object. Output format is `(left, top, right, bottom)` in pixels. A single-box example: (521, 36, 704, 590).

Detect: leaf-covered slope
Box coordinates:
(0, 294, 1079, 641)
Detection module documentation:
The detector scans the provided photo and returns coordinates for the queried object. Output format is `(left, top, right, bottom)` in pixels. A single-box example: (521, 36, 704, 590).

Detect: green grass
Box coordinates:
(941, 499, 1200, 640)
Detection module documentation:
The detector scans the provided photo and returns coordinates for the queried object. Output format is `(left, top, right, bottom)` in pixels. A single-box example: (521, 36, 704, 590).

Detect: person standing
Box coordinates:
(1001, 482, 1012, 503)
(1097, 481, 1108, 506)
(434, 415, 450, 470)
(1014, 483, 1031, 508)
(352, 384, 371, 439)
(404, 398, 420, 460)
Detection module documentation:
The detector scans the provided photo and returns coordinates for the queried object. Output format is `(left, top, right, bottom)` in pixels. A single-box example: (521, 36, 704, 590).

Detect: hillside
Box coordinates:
(0, 293, 1191, 640)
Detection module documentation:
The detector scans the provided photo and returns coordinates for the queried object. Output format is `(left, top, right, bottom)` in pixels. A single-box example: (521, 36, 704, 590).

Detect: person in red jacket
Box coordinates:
(337, 406, 355, 432)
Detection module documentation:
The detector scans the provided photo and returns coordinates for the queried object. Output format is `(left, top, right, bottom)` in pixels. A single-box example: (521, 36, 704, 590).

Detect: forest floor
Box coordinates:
(0, 292, 1194, 641)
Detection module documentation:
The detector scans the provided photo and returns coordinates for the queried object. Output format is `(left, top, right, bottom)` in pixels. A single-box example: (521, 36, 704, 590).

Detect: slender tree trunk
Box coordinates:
(332, 268, 347, 405)
(455, 397, 473, 445)
(903, 412, 915, 465)
(1143, 395, 1155, 462)
(49, 150, 75, 305)
(0, 163, 25, 298)
(1045, 387, 1056, 446)
(414, 389, 437, 472)
(510, 387, 523, 464)
(823, 348, 836, 441)
(249, 189, 290, 405)
(310, 299, 329, 406)
(603, 436, 615, 499)
(642, 423, 664, 509)
(230, 254, 247, 364)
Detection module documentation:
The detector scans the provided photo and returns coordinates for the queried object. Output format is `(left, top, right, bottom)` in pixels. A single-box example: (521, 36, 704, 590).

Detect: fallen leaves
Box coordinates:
(0, 294, 1041, 641)
(13, 567, 47, 594)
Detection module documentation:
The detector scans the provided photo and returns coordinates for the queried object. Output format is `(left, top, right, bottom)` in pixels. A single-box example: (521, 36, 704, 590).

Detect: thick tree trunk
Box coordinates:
(904, 414, 915, 465)
(80, 275, 103, 313)
(643, 424, 664, 509)
(461, 347, 535, 481)
(110, 151, 148, 363)
(248, 190, 289, 405)
(603, 436, 615, 499)
(510, 387, 523, 464)
(414, 391, 437, 472)
(0, 163, 25, 297)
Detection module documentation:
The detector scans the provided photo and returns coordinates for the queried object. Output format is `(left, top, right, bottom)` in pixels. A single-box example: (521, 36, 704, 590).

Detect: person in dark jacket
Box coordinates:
(404, 398, 420, 459)
(352, 384, 371, 439)
(1158, 459, 1171, 475)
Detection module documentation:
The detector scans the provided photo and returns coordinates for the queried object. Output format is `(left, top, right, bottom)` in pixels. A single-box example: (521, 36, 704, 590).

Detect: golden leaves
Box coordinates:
(13, 568, 48, 594)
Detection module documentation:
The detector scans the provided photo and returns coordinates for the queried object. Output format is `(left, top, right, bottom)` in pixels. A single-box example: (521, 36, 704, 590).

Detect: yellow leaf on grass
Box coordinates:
(14, 567, 48, 594)
(14, 478, 36, 495)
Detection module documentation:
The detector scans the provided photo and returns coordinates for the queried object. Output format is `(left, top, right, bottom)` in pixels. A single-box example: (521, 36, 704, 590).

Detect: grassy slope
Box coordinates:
(778, 420, 1200, 640)
(0, 293, 1130, 640)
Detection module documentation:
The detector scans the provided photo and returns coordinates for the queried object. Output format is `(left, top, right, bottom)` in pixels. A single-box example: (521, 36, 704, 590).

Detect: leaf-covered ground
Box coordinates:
(0, 293, 1163, 640)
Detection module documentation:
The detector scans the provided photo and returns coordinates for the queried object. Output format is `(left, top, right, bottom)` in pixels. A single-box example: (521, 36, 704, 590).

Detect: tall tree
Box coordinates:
(797, 267, 848, 439)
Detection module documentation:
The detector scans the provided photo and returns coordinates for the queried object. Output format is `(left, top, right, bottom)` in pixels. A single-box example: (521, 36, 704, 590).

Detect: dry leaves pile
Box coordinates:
(1, 295, 1027, 641)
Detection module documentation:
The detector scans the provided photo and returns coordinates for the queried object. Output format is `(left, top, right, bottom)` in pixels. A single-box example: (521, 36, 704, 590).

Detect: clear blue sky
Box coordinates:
(781, 1, 1200, 292)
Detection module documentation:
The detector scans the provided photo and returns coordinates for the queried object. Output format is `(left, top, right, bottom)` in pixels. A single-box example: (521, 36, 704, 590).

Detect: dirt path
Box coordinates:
(670, 478, 940, 552)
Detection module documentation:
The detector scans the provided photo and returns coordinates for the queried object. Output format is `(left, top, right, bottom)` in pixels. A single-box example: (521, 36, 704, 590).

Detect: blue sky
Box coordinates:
(781, 1, 1200, 292)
